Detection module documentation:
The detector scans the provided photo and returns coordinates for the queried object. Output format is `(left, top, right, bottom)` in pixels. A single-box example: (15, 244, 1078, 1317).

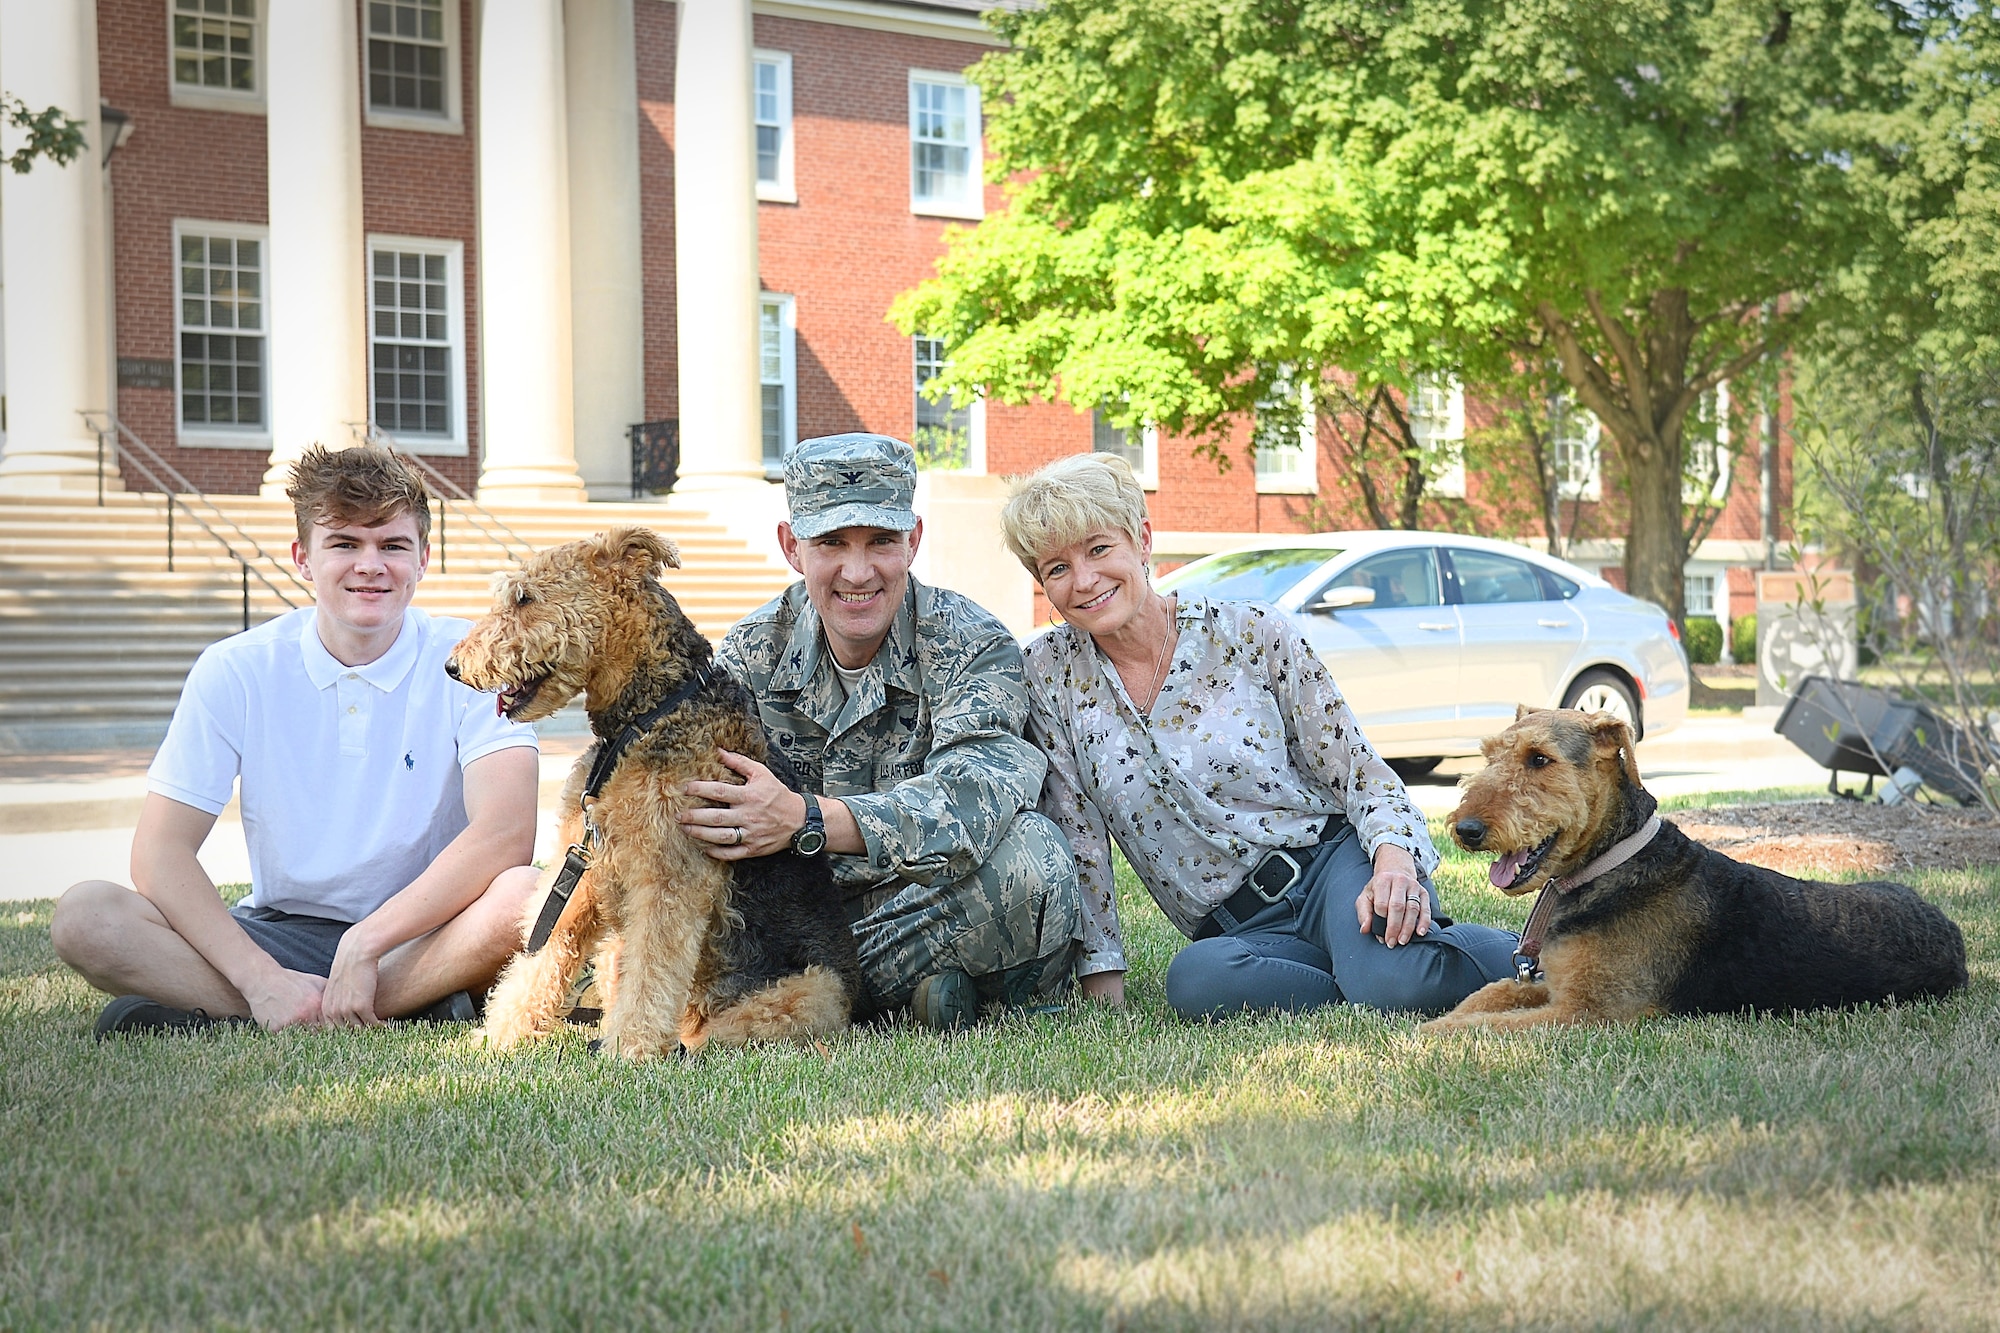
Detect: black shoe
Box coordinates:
(93, 995, 252, 1041)
(911, 969, 978, 1032)
(406, 990, 478, 1024)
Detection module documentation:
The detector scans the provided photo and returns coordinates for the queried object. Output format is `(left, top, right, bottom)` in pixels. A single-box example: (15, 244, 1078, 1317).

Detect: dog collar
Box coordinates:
(522, 665, 716, 956)
(1511, 814, 1662, 982)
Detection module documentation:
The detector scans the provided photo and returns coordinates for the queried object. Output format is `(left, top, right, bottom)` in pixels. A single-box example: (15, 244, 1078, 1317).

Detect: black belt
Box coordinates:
(1194, 819, 1344, 940)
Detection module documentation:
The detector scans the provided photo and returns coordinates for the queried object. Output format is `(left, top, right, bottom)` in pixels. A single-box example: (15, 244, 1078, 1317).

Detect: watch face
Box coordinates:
(792, 829, 827, 857)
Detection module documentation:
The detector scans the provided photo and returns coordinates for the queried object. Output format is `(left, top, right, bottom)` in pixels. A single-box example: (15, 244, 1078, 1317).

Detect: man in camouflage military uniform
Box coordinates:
(677, 434, 1081, 1029)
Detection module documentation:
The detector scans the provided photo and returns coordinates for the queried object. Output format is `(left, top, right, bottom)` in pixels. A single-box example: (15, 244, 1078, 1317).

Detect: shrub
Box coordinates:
(1731, 613, 1757, 666)
(1684, 616, 1723, 665)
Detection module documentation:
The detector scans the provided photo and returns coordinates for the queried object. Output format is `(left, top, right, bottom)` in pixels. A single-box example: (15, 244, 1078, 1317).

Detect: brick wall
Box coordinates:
(101, 0, 269, 494)
(99, 0, 481, 495)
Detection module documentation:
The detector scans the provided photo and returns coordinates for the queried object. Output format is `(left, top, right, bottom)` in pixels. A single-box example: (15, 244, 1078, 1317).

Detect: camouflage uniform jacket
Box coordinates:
(716, 576, 1046, 898)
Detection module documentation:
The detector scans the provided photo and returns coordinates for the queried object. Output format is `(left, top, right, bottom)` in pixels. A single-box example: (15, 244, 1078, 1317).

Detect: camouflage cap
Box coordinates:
(784, 433, 919, 539)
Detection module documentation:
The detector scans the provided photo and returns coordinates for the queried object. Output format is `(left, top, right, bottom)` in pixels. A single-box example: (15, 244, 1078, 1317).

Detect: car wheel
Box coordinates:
(1386, 756, 1444, 781)
(1562, 669, 1641, 737)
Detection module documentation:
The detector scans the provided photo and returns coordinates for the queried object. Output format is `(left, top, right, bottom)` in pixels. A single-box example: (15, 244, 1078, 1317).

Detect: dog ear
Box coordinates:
(1514, 703, 1541, 723)
(1587, 712, 1642, 787)
(595, 526, 681, 577)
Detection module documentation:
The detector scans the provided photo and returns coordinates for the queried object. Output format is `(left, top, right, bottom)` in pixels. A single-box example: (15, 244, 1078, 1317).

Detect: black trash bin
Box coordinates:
(1774, 675, 1988, 806)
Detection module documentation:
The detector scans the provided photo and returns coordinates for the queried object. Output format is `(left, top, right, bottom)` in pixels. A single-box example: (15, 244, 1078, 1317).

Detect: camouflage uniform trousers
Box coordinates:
(848, 811, 1081, 1011)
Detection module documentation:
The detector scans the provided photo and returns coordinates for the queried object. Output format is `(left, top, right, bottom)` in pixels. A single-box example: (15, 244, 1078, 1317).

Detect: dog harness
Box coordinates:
(524, 665, 715, 954)
(1511, 814, 1662, 982)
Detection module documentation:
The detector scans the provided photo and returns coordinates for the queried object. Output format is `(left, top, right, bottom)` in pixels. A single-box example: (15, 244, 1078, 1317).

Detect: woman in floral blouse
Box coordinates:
(1002, 454, 1517, 1018)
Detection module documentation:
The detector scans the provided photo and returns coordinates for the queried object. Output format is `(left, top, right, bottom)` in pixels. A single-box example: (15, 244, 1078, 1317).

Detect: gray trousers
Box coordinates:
(1164, 821, 1519, 1020)
(849, 811, 1082, 1011)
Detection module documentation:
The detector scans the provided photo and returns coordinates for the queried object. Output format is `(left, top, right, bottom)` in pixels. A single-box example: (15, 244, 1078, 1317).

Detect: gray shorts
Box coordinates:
(230, 904, 349, 976)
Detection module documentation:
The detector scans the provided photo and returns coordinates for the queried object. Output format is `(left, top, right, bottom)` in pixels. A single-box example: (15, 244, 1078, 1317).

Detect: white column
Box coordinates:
(672, 0, 763, 487)
(565, 0, 646, 500)
(260, 0, 369, 493)
(476, 0, 588, 502)
(0, 0, 111, 493)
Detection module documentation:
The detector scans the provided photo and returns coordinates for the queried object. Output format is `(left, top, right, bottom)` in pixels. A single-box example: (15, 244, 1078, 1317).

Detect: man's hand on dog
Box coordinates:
(1357, 843, 1432, 947)
(679, 749, 810, 860)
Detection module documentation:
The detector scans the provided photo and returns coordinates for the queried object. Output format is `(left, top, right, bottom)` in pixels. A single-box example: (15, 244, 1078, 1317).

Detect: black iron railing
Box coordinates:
(83, 411, 310, 631)
(630, 419, 680, 498)
(361, 427, 537, 569)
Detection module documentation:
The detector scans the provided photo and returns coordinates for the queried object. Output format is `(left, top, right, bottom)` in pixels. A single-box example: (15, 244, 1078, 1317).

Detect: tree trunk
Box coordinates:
(1620, 444, 1688, 624)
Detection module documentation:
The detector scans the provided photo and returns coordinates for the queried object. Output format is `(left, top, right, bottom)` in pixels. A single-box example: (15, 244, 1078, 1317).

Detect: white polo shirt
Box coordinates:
(148, 606, 537, 923)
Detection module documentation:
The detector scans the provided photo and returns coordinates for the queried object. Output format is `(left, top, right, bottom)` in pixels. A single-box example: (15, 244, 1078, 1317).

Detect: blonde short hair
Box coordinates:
(1001, 453, 1150, 580)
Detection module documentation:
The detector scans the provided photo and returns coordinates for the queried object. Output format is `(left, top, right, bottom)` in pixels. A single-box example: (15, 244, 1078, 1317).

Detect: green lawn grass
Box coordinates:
(5, 811, 1997, 1330)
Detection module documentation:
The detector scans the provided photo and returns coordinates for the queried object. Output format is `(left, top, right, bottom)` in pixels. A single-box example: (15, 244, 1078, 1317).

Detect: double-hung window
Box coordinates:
(174, 221, 268, 446)
(1551, 394, 1602, 501)
(753, 51, 794, 203)
(909, 72, 981, 218)
(1092, 407, 1159, 490)
(1253, 372, 1317, 494)
(1408, 374, 1466, 498)
(913, 336, 972, 470)
(368, 237, 467, 454)
(1683, 381, 1733, 505)
(365, 0, 461, 131)
(760, 295, 796, 472)
(1685, 571, 1717, 618)
(170, 0, 260, 109)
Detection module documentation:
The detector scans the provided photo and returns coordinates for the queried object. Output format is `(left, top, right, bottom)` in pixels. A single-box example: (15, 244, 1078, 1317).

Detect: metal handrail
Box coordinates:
(82, 411, 308, 628)
(360, 425, 536, 565)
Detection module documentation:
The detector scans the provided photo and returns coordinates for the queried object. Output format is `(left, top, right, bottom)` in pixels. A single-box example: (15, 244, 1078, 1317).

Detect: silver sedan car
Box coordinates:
(1154, 532, 1689, 772)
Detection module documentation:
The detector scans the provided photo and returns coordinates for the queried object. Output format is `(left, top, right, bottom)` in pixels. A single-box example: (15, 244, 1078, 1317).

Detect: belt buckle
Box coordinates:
(1249, 848, 1304, 903)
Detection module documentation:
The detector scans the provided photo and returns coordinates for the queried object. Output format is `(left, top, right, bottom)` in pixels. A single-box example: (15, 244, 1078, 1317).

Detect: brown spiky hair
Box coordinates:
(285, 444, 432, 550)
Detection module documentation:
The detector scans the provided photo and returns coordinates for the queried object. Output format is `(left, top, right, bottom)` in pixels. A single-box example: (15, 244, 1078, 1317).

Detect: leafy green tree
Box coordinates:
(2, 96, 86, 173)
(894, 0, 1934, 622)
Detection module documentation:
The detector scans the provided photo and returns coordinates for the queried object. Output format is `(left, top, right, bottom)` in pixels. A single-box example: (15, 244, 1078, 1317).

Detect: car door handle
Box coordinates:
(1418, 622, 1455, 632)
(1538, 619, 1572, 628)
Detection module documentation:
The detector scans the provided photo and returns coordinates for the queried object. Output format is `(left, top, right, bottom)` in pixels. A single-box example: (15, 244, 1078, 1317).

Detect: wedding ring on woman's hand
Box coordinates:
(732, 826, 745, 845)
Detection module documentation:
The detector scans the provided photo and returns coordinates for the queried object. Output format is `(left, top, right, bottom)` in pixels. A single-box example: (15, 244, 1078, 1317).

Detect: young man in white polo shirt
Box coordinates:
(51, 445, 542, 1036)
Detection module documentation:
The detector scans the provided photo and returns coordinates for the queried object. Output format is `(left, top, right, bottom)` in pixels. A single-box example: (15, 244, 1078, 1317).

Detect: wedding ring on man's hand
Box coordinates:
(732, 826, 745, 845)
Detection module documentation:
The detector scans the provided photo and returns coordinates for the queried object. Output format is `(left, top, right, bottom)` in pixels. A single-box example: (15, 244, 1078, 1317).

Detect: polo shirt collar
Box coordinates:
(299, 608, 423, 692)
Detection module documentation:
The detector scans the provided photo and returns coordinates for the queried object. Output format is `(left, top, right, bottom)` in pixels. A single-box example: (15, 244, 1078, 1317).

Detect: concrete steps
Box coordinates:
(0, 490, 793, 751)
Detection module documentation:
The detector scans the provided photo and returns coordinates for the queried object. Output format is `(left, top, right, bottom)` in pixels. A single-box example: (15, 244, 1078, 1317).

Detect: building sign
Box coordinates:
(117, 358, 175, 389)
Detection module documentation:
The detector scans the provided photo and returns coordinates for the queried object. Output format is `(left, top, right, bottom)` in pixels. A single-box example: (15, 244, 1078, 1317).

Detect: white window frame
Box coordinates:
(753, 50, 796, 204)
(912, 333, 976, 471)
(1552, 397, 1602, 501)
(365, 234, 468, 456)
(908, 70, 983, 220)
(759, 293, 797, 475)
(1091, 406, 1160, 491)
(363, 0, 463, 135)
(1683, 380, 1733, 505)
(1254, 380, 1318, 495)
(1408, 374, 1466, 498)
(168, 0, 265, 113)
(172, 218, 271, 449)
(1684, 569, 1718, 619)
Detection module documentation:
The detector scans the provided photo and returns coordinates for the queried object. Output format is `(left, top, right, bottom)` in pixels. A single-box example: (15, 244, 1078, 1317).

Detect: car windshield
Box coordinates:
(1158, 548, 1338, 604)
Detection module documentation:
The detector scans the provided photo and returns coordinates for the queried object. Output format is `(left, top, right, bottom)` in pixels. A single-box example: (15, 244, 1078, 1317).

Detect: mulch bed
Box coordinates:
(1670, 800, 2000, 877)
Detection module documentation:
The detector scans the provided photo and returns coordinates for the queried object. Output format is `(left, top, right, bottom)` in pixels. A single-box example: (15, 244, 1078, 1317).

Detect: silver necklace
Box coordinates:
(1135, 596, 1176, 714)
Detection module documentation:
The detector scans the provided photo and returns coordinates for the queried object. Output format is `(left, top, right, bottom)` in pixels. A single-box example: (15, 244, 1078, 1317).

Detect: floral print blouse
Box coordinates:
(1024, 597, 1439, 978)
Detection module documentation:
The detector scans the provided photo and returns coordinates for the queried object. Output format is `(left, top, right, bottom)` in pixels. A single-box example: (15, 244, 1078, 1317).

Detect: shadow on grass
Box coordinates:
(5, 866, 1999, 1329)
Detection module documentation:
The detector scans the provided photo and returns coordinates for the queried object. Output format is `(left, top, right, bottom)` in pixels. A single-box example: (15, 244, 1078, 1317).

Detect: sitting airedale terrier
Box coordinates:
(1424, 706, 1966, 1033)
(446, 526, 861, 1059)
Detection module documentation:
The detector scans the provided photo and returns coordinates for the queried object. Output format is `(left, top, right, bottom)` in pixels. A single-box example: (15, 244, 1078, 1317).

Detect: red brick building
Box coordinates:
(0, 0, 1790, 645)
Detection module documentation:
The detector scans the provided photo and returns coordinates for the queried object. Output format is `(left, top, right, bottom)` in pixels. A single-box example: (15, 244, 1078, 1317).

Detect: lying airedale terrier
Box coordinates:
(1424, 706, 1966, 1033)
(447, 526, 861, 1059)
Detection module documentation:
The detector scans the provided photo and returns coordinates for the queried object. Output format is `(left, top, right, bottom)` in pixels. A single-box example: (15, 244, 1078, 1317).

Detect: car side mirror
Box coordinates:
(1307, 585, 1376, 613)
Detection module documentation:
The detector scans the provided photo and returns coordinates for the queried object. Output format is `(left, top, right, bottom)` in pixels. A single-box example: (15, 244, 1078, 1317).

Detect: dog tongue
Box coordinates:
(1490, 849, 1527, 889)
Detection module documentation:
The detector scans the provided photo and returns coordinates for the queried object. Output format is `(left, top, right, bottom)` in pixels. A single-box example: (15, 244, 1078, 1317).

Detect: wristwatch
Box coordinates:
(789, 791, 827, 857)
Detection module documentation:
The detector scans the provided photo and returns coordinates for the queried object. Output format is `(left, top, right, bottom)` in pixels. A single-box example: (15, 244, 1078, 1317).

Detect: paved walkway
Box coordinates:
(0, 714, 1828, 905)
